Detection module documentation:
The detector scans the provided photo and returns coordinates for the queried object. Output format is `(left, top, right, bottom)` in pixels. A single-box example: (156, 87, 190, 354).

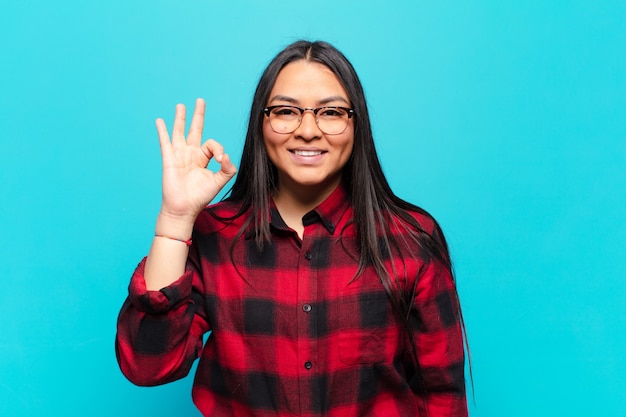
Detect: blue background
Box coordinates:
(1, 1, 624, 415)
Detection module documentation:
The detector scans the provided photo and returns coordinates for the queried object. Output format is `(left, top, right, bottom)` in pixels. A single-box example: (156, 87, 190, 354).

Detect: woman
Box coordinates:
(116, 40, 468, 416)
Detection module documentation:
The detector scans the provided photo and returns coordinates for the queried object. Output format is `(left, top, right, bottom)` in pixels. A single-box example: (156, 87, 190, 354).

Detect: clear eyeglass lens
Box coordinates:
(269, 106, 349, 135)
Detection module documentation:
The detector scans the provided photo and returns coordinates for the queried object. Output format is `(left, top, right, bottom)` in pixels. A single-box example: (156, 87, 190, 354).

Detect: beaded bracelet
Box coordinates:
(155, 234, 192, 246)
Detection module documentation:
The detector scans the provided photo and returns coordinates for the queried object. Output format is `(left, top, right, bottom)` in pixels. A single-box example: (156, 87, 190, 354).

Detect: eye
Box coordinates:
(318, 107, 347, 118)
(271, 106, 299, 117)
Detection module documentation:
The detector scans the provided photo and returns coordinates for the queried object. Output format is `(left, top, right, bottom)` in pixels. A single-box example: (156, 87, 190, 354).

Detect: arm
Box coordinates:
(409, 258, 468, 416)
(115, 99, 236, 385)
(115, 254, 208, 386)
(146, 98, 236, 291)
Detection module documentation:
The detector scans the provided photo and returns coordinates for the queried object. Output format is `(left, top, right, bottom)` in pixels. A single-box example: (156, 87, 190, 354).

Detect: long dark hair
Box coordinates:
(224, 40, 469, 393)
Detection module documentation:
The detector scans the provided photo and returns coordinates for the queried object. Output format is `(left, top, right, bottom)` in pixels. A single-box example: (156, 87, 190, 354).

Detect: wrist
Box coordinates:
(155, 212, 196, 240)
(154, 234, 192, 246)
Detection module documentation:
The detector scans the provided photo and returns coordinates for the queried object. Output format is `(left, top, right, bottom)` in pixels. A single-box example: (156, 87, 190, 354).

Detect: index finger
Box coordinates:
(200, 139, 225, 162)
(187, 98, 206, 146)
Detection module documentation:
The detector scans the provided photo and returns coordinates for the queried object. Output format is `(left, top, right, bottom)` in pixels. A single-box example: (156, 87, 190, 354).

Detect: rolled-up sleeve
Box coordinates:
(115, 257, 209, 386)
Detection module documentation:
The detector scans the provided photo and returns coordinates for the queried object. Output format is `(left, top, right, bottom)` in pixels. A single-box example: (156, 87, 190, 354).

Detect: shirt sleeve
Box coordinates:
(409, 257, 468, 416)
(115, 255, 210, 386)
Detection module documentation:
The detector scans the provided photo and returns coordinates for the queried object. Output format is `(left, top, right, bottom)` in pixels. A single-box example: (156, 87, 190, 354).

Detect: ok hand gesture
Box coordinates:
(156, 98, 237, 223)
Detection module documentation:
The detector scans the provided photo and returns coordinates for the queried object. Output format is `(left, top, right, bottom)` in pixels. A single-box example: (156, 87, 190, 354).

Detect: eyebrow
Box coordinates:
(268, 95, 350, 106)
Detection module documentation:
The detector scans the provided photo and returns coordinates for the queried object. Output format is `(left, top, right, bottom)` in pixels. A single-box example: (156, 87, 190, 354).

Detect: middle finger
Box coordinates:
(171, 103, 187, 146)
(187, 98, 206, 147)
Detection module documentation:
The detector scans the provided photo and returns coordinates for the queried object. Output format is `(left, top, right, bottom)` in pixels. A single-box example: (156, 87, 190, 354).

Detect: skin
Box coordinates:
(144, 60, 354, 289)
(263, 60, 355, 236)
(144, 99, 237, 290)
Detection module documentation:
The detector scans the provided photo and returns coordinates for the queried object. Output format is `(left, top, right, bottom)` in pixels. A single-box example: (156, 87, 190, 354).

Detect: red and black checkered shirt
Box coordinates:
(116, 185, 467, 416)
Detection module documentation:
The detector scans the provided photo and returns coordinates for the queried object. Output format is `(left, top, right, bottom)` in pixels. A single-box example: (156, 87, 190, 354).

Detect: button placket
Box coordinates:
(297, 235, 316, 400)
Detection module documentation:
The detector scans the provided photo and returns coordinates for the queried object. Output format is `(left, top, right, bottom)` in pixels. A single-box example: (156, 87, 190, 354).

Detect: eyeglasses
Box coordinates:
(263, 105, 355, 135)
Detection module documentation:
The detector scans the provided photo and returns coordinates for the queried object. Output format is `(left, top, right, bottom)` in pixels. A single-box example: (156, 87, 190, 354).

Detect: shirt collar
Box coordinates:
(271, 184, 349, 236)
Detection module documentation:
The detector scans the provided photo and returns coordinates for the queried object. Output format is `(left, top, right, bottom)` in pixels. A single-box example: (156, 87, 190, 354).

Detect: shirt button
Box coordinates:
(303, 304, 312, 312)
(304, 361, 312, 370)
(304, 251, 312, 260)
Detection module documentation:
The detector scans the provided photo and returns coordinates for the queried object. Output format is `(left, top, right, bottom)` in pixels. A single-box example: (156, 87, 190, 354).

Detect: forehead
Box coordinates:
(268, 60, 349, 103)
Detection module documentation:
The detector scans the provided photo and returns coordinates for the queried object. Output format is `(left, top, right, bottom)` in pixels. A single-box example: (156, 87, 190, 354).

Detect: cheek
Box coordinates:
(343, 142, 354, 165)
(263, 118, 286, 146)
(262, 125, 284, 167)
(262, 120, 272, 146)
(340, 130, 355, 157)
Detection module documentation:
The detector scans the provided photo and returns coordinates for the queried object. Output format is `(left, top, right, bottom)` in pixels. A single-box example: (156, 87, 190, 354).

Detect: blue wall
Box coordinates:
(1, 1, 624, 415)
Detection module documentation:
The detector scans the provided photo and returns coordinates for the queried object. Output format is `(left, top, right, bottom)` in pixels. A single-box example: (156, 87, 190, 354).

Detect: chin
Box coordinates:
(286, 173, 338, 189)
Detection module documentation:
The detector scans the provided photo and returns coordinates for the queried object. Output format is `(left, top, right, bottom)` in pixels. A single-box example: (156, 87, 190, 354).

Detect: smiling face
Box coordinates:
(263, 60, 354, 200)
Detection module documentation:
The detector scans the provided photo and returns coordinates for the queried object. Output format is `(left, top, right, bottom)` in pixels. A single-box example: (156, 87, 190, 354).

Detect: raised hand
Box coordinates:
(156, 98, 237, 223)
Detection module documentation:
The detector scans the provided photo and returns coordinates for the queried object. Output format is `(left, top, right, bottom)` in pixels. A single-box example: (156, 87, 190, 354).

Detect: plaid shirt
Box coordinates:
(116, 185, 467, 416)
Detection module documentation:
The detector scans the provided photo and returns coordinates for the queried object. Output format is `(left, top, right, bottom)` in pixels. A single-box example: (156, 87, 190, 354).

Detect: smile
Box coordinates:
(292, 150, 324, 156)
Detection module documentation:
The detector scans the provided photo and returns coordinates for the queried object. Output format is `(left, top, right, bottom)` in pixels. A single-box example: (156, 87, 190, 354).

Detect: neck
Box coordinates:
(272, 177, 340, 237)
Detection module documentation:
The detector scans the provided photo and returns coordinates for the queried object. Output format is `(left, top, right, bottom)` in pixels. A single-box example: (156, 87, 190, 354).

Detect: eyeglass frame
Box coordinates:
(262, 105, 355, 135)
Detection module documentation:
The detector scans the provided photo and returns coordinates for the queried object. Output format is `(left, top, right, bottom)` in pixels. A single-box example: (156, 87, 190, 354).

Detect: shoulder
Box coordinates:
(394, 203, 449, 252)
(194, 200, 248, 235)
(396, 204, 439, 236)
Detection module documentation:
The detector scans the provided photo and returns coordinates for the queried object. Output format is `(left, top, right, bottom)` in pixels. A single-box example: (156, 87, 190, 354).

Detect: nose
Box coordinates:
(294, 109, 322, 140)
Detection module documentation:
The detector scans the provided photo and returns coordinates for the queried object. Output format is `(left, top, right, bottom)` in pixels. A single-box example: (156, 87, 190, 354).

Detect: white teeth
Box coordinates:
(294, 150, 323, 156)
